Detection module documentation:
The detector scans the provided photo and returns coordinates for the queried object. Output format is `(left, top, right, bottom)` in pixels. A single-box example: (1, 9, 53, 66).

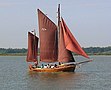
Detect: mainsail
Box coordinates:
(38, 9, 58, 62)
(61, 18, 89, 58)
(26, 32, 39, 62)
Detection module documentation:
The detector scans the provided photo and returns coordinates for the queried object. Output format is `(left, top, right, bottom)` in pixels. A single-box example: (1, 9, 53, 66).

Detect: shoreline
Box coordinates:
(0, 53, 111, 56)
(0, 53, 26, 56)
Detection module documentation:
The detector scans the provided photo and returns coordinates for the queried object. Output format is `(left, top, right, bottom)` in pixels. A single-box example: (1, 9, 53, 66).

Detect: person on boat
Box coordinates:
(34, 61, 38, 68)
(41, 64, 44, 68)
(47, 64, 50, 68)
(54, 64, 57, 68)
(59, 62, 61, 65)
(51, 65, 54, 68)
(44, 65, 47, 68)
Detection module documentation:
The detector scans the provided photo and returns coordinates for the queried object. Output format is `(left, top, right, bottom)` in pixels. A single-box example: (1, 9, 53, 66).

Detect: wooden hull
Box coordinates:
(29, 64, 76, 72)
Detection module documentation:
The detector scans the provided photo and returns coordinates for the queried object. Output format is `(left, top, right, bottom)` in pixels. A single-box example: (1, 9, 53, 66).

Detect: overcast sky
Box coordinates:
(0, 0, 111, 48)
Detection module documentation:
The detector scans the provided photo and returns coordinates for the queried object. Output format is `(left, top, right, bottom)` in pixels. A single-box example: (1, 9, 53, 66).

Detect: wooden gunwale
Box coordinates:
(29, 64, 76, 72)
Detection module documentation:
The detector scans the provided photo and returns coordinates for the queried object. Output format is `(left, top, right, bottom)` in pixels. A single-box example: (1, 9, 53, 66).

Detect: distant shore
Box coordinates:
(0, 53, 26, 56)
(0, 47, 111, 56)
(0, 53, 111, 56)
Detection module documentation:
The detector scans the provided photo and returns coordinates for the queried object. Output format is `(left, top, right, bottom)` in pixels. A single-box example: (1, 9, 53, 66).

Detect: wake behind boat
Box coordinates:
(26, 4, 90, 72)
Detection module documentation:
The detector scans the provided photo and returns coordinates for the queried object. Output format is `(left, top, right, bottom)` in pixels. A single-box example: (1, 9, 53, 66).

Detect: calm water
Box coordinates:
(0, 56, 111, 90)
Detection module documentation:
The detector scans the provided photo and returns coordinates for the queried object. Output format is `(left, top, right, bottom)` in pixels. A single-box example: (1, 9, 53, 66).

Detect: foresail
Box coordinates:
(26, 32, 39, 62)
(38, 9, 58, 62)
(61, 18, 89, 58)
(58, 22, 75, 63)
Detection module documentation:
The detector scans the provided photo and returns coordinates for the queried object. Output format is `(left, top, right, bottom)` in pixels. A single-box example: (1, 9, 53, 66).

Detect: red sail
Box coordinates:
(61, 18, 89, 58)
(58, 22, 75, 63)
(26, 32, 39, 62)
(38, 9, 58, 62)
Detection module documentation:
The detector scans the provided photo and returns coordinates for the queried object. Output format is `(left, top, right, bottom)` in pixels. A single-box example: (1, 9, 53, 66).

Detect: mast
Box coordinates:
(33, 29, 36, 53)
(33, 29, 36, 61)
(31, 29, 36, 54)
(58, 4, 60, 33)
(57, 4, 60, 59)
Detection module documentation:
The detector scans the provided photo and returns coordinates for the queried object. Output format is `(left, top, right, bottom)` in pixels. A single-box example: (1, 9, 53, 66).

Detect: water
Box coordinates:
(0, 56, 111, 90)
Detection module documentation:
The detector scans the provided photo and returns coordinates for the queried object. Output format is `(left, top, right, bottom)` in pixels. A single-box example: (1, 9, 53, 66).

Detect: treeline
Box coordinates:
(83, 46, 111, 55)
(0, 46, 111, 55)
(0, 48, 27, 56)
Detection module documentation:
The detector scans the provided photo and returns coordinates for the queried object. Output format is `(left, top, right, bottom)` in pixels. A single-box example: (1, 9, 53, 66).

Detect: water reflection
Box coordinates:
(27, 71, 84, 90)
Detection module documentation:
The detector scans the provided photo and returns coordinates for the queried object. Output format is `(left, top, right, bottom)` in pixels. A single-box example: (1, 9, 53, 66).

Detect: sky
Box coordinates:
(0, 0, 111, 48)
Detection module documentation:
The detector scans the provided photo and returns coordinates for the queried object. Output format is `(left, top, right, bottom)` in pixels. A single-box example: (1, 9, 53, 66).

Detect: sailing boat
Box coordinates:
(26, 4, 90, 72)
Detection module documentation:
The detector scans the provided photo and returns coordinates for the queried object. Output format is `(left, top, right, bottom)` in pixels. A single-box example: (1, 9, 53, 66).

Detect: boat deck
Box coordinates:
(29, 64, 76, 72)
